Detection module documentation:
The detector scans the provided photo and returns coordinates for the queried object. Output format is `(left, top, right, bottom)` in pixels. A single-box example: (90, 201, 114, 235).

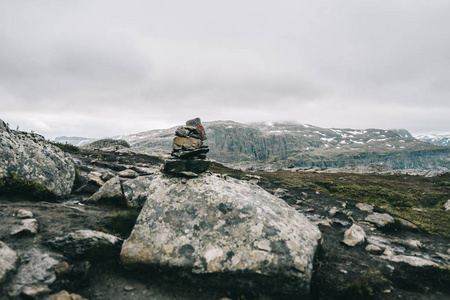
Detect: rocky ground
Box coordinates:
(1, 147, 450, 299)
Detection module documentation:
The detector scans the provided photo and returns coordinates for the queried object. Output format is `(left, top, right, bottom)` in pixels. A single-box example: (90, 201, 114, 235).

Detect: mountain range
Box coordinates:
(55, 121, 450, 173)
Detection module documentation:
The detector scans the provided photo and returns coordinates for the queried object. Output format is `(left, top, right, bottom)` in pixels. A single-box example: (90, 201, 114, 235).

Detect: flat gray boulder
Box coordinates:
(121, 174, 321, 297)
(0, 120, 75, 196)
(48, 230, 122, 259)
(365, 213, 395, 227)
(10, 219, 39, 236)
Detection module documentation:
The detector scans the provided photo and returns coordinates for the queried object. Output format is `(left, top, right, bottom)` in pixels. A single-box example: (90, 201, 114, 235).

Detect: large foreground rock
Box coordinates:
(0, 120, 75, 196)
(121, 174, 321, 297)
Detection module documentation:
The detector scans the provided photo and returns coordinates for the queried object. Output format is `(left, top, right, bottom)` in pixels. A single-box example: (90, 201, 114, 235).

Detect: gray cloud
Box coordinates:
(0, 0, 449, 138)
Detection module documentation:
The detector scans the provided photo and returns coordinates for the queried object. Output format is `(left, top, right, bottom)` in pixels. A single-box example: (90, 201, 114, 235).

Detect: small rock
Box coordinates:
(54, 261, 72, 275)
(412, 208, 427, 212)
(179, 171, 199, 178)
(124, 285, 136, 291)
(118, 169, 139, 179)
(16, 209, 34, 219)
(396, 218, 419, 231)
(0, 241, 19, 283)
(100, 171, 115, 182)
(356, 203, 374, 213)
(383, 247, 395, 257)
(384, 255, 439, 268)
(87, 171, 105, 186)
(343, 224, 366, 246)
(403, 239, 422, 250)
(21, 285, 51, 299)
(444, 199, 450, 211)
(315, 220, 332, 227)
(344, 210, 353, 216)
(365, 213, 395, 227)
(328, 207, 338, 217)
(87, 176, 124, 204)
(365, 244, 383, 255)
(175, 126, 190, 138)
(273, 188, 289, 198)
(49, 290, 88, 300)
(10, 218, 39, 236)
(163, 158, 210, 174)
(436, 252, 450, 261)
(173, 136, 203, 151)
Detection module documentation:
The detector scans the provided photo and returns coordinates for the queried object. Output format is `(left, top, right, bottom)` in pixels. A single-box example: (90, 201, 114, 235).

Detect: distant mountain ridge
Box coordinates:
(415, 133, 450, 147)
(56, 121, 450, 173)
(54, 136, 97, 147)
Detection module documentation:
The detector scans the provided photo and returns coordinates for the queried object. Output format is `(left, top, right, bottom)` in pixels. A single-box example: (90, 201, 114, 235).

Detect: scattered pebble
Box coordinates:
(343, 224, 366, 246)
(55, 261, 72, 275)
(10, 218, 38, 236)
(16, 209, 33, 219)
(328, 207, 338, 217)
(315, 219, 332, 227)
(356, 203, 374, 213)
(365, 244, 383, 254)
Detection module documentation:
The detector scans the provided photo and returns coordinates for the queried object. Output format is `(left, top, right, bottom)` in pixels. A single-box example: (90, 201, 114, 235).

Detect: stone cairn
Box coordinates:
(162, 118, 210, 177)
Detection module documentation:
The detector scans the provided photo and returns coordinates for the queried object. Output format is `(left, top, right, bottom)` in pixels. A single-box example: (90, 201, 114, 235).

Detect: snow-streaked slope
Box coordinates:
(415, 133, 450, 146)
(55, 121, 450, 172)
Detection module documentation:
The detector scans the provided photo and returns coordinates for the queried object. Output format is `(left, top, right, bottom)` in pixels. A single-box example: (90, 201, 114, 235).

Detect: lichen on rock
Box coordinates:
(121, 173, 321, 297)
(0, 120, 75, 196)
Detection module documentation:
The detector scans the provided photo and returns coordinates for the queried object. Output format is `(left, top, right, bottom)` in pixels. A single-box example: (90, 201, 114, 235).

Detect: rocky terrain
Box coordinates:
(1, 120, 450, 300)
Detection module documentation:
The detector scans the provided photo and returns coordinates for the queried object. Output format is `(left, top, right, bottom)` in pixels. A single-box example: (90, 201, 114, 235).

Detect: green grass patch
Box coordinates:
(51, 141, 80, 153)
(209, 162, 246, 178)
(252, 170, 450, 237)
(385, 207, 450, 236)
(0, 173, 58, 201)
(343, 269, 389, 299)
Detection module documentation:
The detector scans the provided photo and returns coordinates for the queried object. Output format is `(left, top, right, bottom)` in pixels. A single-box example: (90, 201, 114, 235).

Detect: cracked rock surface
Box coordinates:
(121, 173, 321, 297)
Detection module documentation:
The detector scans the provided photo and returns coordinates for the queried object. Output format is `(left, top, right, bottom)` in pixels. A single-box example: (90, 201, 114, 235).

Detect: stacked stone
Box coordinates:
(162, 118, 210, 177)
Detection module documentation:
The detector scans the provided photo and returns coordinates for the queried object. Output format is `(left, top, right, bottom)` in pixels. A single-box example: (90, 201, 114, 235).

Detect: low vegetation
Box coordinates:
(209, 162, 450, 236)
(51, 141, 80, 153)
(0, 173, 58, 201)
(343, 269, 389, 299)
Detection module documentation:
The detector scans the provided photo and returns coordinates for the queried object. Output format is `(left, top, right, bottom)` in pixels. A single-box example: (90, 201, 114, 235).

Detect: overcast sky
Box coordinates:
(1, 0, 449, 139)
